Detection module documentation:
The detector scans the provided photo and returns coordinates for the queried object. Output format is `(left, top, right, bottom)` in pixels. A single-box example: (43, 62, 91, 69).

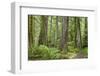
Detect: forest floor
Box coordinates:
(28, 46, 88, 60)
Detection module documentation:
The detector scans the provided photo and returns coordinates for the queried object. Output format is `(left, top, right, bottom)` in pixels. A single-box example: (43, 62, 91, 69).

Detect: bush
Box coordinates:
(28, 45, 82, 60)
(28, 46, 43, 60)
(48, 47, 60, 59)
(34, 45, 50, 59)
(68, 46, 79, 53)
(82, 47, 88, 57)
(68, 41, 75, 46)
(67, 52, 77, 59)
(28, 45, 62, 60)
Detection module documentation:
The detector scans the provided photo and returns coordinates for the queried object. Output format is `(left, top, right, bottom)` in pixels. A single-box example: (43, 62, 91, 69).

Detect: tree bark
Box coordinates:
(56, 16, 59, 39)
(82, 17, 88, 47)
(74, 17, 77, 48)
(60, 16, 69, 51)
(76, 17, 82, 50)
(38, 16, 48, 45)
(28, 15, 33, 48)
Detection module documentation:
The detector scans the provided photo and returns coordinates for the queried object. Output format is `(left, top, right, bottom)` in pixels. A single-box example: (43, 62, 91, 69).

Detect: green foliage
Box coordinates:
(28, 45, 62, 60)
(68, 41, 80, 58)
(48, 47, 60, 59)
(68, 41, 74, 46)
(28, 15, 88, 60)
(68, 45, 79, 53)
(28, 45, 88, 60)
(67, 52, 77, 59)
(82, 47, 88, 57)
(67, 46, 79, 58)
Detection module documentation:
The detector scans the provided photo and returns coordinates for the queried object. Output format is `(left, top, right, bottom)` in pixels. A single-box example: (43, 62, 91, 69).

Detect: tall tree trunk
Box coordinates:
(83, 17, 88, 47)
(49, 16, 52, 47)
(38, 16, 48, 45)
(28, 15, 33, 48)
(74, 17, 77, 48)
(56, 16, 59, 48)
(45, 16, 48, 45)
(63, 17, 69, 51)
(76, 17, 82, 50)
(56, 16, 59, 39)
(32, 16, 35, 46)
(60, 17, 64, 51)
(60, 16, 69, 51)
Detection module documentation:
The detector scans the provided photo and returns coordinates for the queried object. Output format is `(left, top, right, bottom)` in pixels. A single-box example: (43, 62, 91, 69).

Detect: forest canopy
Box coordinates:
(28, 15, 88, 60)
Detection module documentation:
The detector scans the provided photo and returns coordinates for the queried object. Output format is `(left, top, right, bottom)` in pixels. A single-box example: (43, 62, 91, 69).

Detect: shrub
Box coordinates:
(82, 47, 88, 57)
(29, 45, 54, 59)
(47, 47, 60, 59)
(68, 41, 74, 46)
(67, 52, 77, 59)
(29, 45, 81, 60)
(28, 45, 62, 60)
(68, 46, 79, 53)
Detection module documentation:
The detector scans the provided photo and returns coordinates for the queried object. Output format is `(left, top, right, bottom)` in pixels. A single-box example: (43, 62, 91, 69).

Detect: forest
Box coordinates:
(28, 15, 88, 60)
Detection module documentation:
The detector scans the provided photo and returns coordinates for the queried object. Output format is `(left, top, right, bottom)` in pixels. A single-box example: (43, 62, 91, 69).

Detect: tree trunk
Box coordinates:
(56, 16, 59, 39)
(56, 16, 59, 48)
(49, 16, 52, 47)
(60, 16, 69, 51)
(38, 16, 48, 45)
(74, 17, 77, 48)
(83, 17, 88, 47)
(28, 15, 33, 48)
(63, 17, 69, 51)
(76, 17, 82, 50)
(32, 16, 35, 46)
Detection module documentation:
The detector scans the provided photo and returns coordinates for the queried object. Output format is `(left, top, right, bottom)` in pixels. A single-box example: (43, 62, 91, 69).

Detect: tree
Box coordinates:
(28, 15, 88, 60)
(56, 16, 59, 39)
(38, 16, 48, 45)
(74, 17, 77, 48)
(63, 17, 69, 51)
(28, 15, 33, 48)
(83, 17, 88, 47)
(60, 16, 69, 51)
(48, 16, 53, 47)
(76, 17, 82, 50)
